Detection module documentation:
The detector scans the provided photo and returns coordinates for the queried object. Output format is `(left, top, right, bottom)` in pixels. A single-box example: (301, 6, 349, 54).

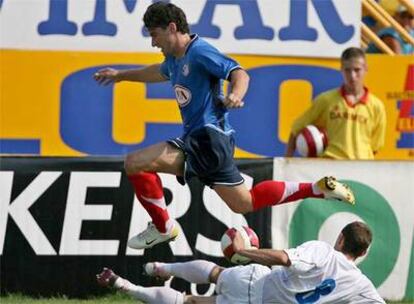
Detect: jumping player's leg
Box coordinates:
(125, 142, 185, 249)
(188, 127, 354, 214)
(214, 176, 355, 213)
(124, 142, 185, 176)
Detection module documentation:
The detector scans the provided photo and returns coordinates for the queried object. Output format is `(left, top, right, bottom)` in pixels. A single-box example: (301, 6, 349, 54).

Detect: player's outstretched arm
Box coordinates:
(233, 231, 291, 267)
(237, 248, 291, 267)
(94, 64, 167, 85)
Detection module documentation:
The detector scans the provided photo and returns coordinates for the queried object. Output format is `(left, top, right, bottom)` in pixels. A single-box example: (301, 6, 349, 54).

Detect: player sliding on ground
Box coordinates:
(94, 1, 355, 250)
(96, 221, 384, 303)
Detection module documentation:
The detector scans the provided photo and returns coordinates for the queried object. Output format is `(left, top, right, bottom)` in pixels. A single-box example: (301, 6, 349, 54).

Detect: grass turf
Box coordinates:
(1, 293, 413, 303)
(0, 293, 141, 303)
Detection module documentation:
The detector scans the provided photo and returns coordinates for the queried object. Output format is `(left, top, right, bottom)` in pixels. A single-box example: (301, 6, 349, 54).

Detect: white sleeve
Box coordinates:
(284, 241, 332, 274)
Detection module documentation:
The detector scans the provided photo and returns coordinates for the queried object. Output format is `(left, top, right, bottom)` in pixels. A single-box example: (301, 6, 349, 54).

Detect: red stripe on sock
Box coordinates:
(282, 183, 324, 203)
(128, 172, 169, 233)
(251, 181, 324, 211)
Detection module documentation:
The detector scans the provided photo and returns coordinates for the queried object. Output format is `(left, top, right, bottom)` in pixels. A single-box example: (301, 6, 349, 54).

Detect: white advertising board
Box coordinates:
(271, 158, 414, 301)
(0, 0, 361, 58)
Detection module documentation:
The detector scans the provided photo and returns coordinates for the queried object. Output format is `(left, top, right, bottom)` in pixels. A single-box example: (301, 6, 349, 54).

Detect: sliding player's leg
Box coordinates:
(96, 268, 185, 304)
(144, 260, 222, 284)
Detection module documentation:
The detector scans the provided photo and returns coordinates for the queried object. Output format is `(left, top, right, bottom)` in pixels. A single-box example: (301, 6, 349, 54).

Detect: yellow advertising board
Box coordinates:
(0, 50, 413, 159)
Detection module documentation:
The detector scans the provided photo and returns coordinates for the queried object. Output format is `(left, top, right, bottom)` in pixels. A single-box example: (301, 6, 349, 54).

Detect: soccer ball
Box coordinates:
(295, 125, 328, 157)
(220, 226, 260, 265)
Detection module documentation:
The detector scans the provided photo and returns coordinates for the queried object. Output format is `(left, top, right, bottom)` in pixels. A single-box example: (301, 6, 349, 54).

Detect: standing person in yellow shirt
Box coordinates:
(286, 47, 386, 160)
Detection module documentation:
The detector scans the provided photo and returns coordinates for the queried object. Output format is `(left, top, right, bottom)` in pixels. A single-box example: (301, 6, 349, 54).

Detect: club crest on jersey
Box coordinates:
(182, 64, 190, 76)
(174, 85, 192, 107)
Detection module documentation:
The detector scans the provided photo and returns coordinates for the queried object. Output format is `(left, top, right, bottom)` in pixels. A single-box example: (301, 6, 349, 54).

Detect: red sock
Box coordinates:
(127, 172, 170, 233)
(251, 181, 324, 211)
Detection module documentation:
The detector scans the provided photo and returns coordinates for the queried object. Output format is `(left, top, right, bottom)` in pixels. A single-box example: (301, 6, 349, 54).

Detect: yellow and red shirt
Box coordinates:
(291, 86, 386, 159)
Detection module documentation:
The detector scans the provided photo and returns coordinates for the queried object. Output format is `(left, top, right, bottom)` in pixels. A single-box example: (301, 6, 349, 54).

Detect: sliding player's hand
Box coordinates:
(223, 93, 245, 108)
(93, 68, 120, 86)
(232, 231, 246, 253)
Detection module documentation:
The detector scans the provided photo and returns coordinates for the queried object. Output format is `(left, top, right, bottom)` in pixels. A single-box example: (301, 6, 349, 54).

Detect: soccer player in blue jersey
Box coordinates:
(94, 1, 355, 250)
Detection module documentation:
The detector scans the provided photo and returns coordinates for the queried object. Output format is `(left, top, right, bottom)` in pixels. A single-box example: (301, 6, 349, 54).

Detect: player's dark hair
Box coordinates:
(143, 1, 190, 34)
(341, 47, 366, 62)
(341, 221, 372, 258)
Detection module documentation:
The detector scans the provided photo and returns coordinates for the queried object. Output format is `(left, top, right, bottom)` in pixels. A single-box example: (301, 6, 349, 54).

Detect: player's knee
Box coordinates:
(228, 205, 245, 214)
(226, 201, 252, 214)
(124, 155, 134, 175)
(124, 153, 144, 175)
(209, 266, 224, 283)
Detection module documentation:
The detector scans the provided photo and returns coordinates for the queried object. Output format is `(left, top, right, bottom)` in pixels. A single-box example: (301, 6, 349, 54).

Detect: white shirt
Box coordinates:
(261, 241, 385, 303)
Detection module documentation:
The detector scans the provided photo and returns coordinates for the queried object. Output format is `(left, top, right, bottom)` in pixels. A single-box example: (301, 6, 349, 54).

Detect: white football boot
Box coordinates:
(127, 222, 179, 249)
(316, 176, 355, 205)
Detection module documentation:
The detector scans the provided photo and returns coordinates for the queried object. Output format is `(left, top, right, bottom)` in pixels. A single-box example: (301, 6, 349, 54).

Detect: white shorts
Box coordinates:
(215, 264, 271, 304)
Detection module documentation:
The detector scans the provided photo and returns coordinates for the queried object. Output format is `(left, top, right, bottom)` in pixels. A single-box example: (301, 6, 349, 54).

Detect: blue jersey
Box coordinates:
(160, 34, 241, 138)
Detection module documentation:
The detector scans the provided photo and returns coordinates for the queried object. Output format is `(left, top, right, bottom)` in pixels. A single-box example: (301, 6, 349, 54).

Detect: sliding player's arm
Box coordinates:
(233, 231, 291, 267)
(237, 248, 291, 267)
